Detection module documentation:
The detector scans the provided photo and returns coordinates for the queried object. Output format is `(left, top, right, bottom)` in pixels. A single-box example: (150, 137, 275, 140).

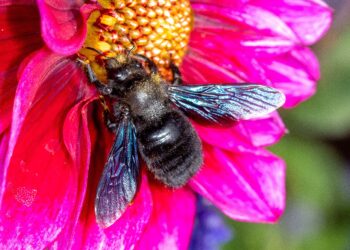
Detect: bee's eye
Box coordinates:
(106, 58, 120, 70)
(114, 70, 128, 82)
(134, 61, 142, 68)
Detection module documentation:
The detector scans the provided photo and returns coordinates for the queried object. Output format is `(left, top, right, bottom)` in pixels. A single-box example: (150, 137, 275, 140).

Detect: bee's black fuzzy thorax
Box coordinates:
(125, 79, 169, 123)
(124, 79, 203, 187)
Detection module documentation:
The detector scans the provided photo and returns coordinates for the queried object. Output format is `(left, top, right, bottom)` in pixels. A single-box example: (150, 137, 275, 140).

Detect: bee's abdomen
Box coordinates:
(136, 110, 202, 187)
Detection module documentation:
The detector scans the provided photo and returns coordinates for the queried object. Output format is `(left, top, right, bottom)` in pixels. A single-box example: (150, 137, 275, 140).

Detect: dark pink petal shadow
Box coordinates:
(37, 0, 86, 55)
(0, 3, 42, 135)
(0, 3, 41, 71)
(0, 68, 18, 136)
(0, 1, 36, 5)
(69, 171, 152, 249)
(194, 112, 286, 152)
(136, 183, 196, 250)
(190, 144, 285, 223)
(0, 50, 95, 248)
(0, 132, 9, 171)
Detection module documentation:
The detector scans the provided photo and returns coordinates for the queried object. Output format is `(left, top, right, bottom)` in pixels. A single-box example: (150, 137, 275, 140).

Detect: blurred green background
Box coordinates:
(223, 1, 350, 249)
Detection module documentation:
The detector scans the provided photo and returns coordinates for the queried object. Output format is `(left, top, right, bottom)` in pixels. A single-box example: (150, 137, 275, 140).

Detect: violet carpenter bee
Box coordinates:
(79, 52, 285, 228)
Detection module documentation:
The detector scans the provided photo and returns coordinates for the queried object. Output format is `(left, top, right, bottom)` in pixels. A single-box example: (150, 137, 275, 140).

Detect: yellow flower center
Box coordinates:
(79, 0, 193, 81)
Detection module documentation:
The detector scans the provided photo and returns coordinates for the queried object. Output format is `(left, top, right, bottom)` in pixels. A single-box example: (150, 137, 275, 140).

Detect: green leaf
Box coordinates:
(270, 136, 343, 210)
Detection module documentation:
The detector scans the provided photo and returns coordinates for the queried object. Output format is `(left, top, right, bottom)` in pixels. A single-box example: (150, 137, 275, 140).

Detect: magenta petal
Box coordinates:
(251, 0, 332, 45)
(49, 99, 95, 249)
(194, 121, 252, 152)
(186, 35, 320, 107)
(1, 49, 64, 204)
(0, 56, 94, 247)
(190, 25, 295, 58)
(37, 0, 86, 55)
(192, 4, 298, 43)
(136, 184, 196, 250)
(191, 0, 246, 8)
(189, 1, 328, 107)
(70, 171, 152, 249)
(182, 50, 245, 83)
(262, 47, 320, 107)
(194, 112, 286, 151)
(238, 112, 286, 147)
(192, 1, 332, 46)
(190, 144, 285, 223)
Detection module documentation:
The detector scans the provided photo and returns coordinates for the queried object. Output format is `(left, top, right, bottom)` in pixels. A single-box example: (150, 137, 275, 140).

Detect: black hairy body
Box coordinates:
(80, 52, 285, 228)
(125, 79, 202, 187)
(84, 54, 203, 188)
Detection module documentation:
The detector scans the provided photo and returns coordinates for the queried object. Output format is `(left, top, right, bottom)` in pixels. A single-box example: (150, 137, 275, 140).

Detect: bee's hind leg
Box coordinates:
(104, 110, 117, 132)
(170, 62, 183, 85)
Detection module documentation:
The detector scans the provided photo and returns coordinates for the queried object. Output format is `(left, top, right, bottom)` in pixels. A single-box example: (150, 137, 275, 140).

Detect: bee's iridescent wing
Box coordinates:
(167, 84, 285, 125)
(95, 115, 139, 228)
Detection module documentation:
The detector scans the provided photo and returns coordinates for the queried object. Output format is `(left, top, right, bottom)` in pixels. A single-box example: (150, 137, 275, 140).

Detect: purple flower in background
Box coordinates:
(190, 196, 233, 250)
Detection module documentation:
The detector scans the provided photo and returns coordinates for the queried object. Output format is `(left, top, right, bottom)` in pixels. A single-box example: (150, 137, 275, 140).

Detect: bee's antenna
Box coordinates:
(125, 37, 136, 58)
(116, 30, 136, 57)
(84, 47, 115, 61)
(85, 47, 104, 55)
(127, 44, 136, 57)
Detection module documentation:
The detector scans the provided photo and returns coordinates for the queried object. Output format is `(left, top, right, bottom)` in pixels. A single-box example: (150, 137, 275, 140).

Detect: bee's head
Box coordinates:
(106, 58, 147, 83)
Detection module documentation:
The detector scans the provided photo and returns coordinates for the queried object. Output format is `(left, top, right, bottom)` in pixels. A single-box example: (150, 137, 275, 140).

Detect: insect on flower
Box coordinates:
(78, 49, 286, 228)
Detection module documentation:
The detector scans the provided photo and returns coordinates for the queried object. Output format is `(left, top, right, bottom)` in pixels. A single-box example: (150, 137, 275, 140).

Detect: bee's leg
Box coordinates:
(100, 96, 118, 132)
(104, 110, 117, 132)
(113, 102, 130, 120)
(170, 62, 183, 85)
(77, 59, 112, 95)
(132, 54, 158, 74)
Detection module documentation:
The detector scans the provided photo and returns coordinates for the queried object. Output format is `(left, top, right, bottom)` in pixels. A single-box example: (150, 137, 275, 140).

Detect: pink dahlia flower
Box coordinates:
(0, 0, 331, 249)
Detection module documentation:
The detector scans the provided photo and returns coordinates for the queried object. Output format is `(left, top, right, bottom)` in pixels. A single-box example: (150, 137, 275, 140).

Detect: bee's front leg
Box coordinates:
(77, 59, 112, 95)
(170, 62, 183, 85)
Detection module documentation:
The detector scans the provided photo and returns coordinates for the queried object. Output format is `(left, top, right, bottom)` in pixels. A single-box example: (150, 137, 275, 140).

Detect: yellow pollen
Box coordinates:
(100, 15, 117, 26)
(79, 0, 193, 82)
(95, 41, 112, 52)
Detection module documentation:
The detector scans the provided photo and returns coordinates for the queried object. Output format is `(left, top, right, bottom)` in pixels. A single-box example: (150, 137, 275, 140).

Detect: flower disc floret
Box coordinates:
(80, 0, 193, 81)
